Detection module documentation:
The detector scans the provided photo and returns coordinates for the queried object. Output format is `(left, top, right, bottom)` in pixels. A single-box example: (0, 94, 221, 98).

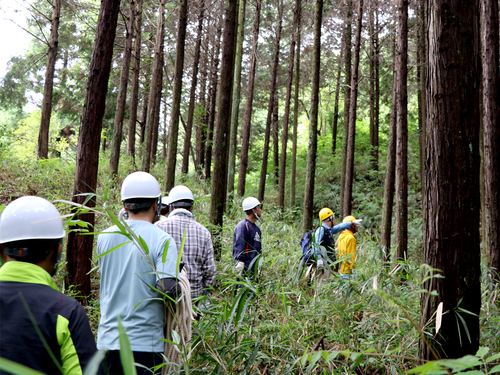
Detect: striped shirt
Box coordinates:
(156, 209, 216, 299)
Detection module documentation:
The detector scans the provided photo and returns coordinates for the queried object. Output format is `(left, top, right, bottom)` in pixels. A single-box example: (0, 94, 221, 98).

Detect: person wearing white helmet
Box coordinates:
(156, 185, 216, 303)
(97, 171, 180, 374)
(233, 197, 263, 283)
(159, 195, 170, 220)
(0, 196, 97, 374)
(337, 215, 363, 280)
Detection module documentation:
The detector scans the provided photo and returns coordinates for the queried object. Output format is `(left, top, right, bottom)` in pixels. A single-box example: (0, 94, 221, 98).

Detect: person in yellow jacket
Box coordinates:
(337, 215, 362, 280)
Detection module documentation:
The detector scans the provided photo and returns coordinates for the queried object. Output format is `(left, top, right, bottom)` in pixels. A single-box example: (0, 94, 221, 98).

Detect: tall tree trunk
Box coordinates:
(380, 31, 397, 261)
(393, 0, 408, 262)
(342, 0, 364, 216)
(227, 0, 247, 194)
(272, 95, 280, 187)
(205, 14, 223, 180)
(182, 0, 205, 174)
(419, 0, 480, 360)
(127, 0, 143, 161)
(278, 0, 299, 209)
(209, 0, 238, 259)
(141, 0, 166, 172)
(481, 0, 500, 279)
(289, 0, 301, 208)
(150, 50, 164, 166)
(339, 0, 352, 218)
(38, 0, 61, 160)
(301, 0, 322, 232)
(165, 0, 189, 190)
(331, 38, 344, 155)
(65, 0, 120, 303)
(196, 36, 208, 174)
(374, 2, 379, 171)
(369, 0, 376, 170)
(139, 91, 148, 145)
(237, 0, 262, 196)
(258, 0, 283, 202)
(418, 0, 427, 204)
(110, 0, 136, 175)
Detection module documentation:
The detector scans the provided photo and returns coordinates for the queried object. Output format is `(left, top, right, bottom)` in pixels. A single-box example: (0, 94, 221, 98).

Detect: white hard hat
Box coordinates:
(161, 196, 170, 205)
(0, 196, 66, 244)
(242, 197, 260, 211)
(121, 171, 161, 201)
(169, 185, 194, 205)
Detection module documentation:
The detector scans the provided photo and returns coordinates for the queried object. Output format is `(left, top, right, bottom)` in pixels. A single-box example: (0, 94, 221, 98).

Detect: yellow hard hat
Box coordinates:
(343, 215, 356, 223)
(319, 208, 334, 221)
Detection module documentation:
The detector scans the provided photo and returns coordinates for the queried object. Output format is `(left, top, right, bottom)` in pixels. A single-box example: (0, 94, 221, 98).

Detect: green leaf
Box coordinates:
(476, 347, 489, 359)
(118, 316, 137, 375)
(489, 364, 500, 373)
(0, 358, 45, 375)
(162, 239, 170, 264)
(171, 330, 181, 345)
(137, 235, 149, 255)
(486, 353, 500, 363)
(310, 351, 322, 366)
(83, 350, 107, 375)
(95, 241, 132, 260)
(407, 361, 447, 375)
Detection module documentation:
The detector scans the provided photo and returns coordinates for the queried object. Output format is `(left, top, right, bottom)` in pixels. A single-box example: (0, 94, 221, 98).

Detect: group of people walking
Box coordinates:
(0, 170, 361, 374)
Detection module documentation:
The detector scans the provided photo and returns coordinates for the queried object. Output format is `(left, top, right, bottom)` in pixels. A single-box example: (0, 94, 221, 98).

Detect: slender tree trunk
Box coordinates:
(419, 0, 480, 360)
(65, 0, 120, 303)
(380, 31, 397, 262)
(278, 0, 299, 209)
(481, 0, 500, 279)
(340, 0, 352, 218)
(205, 14, 223, 180)
(290, 0, 301, 208)
(209, 0, 238, 259)
(141, 0, 166, 172)
(258, 0, 283, 202)
(182, 0, 205, 174)
(127, 0, 143, 160)
(150, 51, 163, 166)
(272, 95, 280, 187)
(38, 0, 61, 160)
(110, 0, 136, 175)
(139, 91, 148, 145)
(301, 0, 322, 232)
(342, 0, 364, 216)
(165, 0, 189, 190)
(369, 0, 376, 170)
(419, 0, 427, 204)
(237, 0, 261, 196)
(374, 2, 379, 171)
(196, 37, 208, 174)
(227, 0, 247, 194)
(393, 0, 408, 262)
(332, 38, 344, 155)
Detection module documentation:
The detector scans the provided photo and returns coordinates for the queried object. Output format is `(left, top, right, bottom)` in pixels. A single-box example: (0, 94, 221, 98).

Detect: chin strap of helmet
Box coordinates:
(252, 207, 260, 221)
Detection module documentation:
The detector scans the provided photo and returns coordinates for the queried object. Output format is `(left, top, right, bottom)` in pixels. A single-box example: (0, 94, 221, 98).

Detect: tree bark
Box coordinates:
(480, 0, 500, 279)
(339, 0, 352, 218)
(419, 0, 480, 360)
(272, 95, 280, 187)
(209, 0, 238, 259)
(65, 0, 120, 303)
(227, 0, 247, 194)
(289, 0, 301, 208)
(165, 0, 189, 190)
(182, 0, 205, 174)
(204, 13, 223, 180)
(141, 0, 166, 172)
(380, 31, 397, 262)
(127, 0, 143, 161)
(38, 0, 61, 160)
(331, 37, 344, 155)
(342, 0, 364, 216)
(301, 0, 322, 232)
(278, 0, 299, 209)
(393, 0, 408, 262)
(110, 0, 136, 175)
(258, 0, 283, 202)
(237, 0, 261, 196)
(195, 35, 208, 174)
(150, 51, 163, 166)
(368, 0, 377, 170)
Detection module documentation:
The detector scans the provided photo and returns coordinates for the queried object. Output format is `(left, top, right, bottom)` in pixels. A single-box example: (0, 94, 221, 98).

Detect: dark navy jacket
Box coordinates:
(0, 261, 97, 375)
(232, 218, 262, 268)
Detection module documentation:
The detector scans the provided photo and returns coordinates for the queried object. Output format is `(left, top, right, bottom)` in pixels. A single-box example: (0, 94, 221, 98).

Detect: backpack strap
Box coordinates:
(245, 222, 250, 255)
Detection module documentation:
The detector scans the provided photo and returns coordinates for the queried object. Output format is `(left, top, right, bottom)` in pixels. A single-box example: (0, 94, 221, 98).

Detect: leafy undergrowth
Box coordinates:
(1, 156, 499, 374)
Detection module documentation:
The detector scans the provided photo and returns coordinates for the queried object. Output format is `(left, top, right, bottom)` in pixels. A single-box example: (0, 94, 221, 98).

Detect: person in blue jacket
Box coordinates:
(313, 207, 354, 271)
(233, 197, 262, 282)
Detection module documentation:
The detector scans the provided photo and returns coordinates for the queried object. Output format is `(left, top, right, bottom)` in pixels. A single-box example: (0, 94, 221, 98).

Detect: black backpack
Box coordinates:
(300, 228, 323, 264)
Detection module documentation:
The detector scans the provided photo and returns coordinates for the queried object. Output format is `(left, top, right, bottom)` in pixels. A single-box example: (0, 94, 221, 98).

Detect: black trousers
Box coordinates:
(103, 350, 164, 375)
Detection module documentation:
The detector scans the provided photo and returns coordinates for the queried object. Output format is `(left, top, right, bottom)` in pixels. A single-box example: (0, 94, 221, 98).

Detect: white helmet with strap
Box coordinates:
(242, 197, 260, 211)
(169, 185, 194, 208)
(121, 171, 162, 219)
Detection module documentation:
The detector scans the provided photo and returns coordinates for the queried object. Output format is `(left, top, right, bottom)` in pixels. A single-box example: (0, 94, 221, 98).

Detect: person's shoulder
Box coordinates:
(56, 291, 89, 320)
